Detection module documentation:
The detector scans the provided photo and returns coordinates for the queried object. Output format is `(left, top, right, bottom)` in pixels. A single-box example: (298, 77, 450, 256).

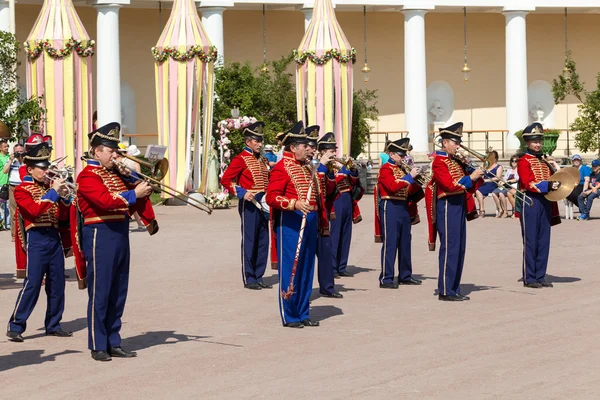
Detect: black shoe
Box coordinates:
(379, 282, 399, 289)
(6, 331, 24, 342)
(398, 278, 422, 285)
(321, 291, 343, 298)
(524, 282, 543, 289)
(438, 294, 465, 301)
(338, 270, 354, 277)
(91, 350, 112, 362)
(457, 294, 470, 300)
(284, 322, 304, 329)
(46, 328, 73, 337)
(539, 281, 554, 288)
(302, 319, 320, 327)
(334, 273, 340, 279)
(258, 281, 273, 289)
(109, 347, 137, 358)
(244, 283, 262, 290)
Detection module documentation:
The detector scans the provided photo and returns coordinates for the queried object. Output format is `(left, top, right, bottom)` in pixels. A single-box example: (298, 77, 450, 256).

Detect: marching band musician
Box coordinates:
(72, 122, 157, 361)
(7, 141, 73, 342)
(428, 122, 484, 301)
(220, 121, 272, 290)
(266, 121, 329, 328)
(306, 127, 343, 299)
(517, 123, 562, 289)
(330, 144, 363, 279)
(270, 131, 288, 271)
(374, 138, 423, 289)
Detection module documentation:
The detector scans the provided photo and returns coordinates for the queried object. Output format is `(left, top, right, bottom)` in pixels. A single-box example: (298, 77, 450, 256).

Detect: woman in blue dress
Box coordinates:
(475, 150, 503, 217)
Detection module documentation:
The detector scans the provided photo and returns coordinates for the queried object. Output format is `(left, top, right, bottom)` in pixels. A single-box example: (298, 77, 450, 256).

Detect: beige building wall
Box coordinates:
(11, 6, 600, 155)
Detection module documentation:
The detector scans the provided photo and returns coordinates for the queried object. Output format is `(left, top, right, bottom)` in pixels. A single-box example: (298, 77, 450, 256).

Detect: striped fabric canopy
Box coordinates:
(153, 0, 216, 195)
(295, 0, 355, 157)
(25, 0, 94, 174)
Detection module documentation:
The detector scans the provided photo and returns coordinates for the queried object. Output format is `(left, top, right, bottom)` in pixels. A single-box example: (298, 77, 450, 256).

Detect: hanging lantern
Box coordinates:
(362, 6, 370, 83)
(462, 7, 470, 84)
(260, 4, 269, 73)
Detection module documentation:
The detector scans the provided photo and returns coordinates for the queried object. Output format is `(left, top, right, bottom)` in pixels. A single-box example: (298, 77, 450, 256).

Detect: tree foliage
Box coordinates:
(552, 51, 600, 155)
(213, 55, 377, 157)
(0, 31, 45, 141)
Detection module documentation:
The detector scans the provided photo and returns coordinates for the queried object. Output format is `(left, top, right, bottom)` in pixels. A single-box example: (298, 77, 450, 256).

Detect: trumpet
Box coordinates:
(399, 162, 431, 186)
(326, 156, 358, 171)
(112, 156, 213, 215)
(46, 164, 77, 200)
(434, 137, 533, 207)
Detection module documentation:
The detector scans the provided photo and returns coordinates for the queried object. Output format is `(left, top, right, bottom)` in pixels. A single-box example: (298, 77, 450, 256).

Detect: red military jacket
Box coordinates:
(14, 176, 72, 278)
(517, 152, 561, 225)
(71, 159, 158, 289)
(373, 161, 422, 242)
(425, 151, 481, 251)
(332, 165, 364, 223)
(266, 151, 329, 234)
(220, 147, 269, 198)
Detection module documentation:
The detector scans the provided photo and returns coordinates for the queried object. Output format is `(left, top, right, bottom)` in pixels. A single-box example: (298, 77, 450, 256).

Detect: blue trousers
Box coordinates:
(276, 210, 317, 325)
(437, 196, 467, 297)
(8, 228, 65, 334)
(520, 193, 552, 284)
(82, 221, 130, 351)
(238, 197, 269, 285)
(330, 192, 353, 273)
(379, 199, 413, 284)
(316, 232, 335, 295)
(577, 191, 599, 216)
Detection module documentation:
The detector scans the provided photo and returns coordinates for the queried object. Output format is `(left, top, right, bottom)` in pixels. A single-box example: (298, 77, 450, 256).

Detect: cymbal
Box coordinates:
(0, 121, 10, 138)
(562, 166, 580, 183)
(545, 168, 577, 202)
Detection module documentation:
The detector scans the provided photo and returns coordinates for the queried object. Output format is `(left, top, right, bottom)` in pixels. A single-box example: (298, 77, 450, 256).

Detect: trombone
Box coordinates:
(112, 155, 212, 215)
(434, 136, 533, 207)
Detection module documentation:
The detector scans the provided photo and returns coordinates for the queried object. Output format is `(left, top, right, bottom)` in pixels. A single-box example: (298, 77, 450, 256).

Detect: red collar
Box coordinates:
(282, 151, 303, 165)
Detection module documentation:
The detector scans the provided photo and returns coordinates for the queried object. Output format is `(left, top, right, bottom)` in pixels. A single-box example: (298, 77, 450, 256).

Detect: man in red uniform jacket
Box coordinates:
(220, 121, 271, 290)
(7, 141, 73, 342)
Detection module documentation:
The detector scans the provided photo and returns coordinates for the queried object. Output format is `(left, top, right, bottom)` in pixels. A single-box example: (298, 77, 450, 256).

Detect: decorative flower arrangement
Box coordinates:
(151, 45, 218, 63)
(216, 116, 258, 177)
(24, 39, 96, 61)
(206, 189, 230, 209)
(293, 48, 356, 65)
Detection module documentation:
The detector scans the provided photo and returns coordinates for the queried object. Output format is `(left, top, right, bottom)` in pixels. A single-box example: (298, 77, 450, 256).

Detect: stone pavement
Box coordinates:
(0, 196, 598, 399)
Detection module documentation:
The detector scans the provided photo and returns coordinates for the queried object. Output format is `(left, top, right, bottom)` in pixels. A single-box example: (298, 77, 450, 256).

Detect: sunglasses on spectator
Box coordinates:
(510, 159, 518, 163)
(14, 152, 25, 157)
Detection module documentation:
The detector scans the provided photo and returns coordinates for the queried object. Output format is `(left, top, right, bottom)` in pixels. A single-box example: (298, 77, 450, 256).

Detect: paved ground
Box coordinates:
(0, 196, 598, 399)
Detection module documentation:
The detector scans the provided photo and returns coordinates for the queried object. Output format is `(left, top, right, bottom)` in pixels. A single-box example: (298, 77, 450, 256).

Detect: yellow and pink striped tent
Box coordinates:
(152, 0, 216, 195)
(25, 0, 94, 173)
(294, 0, 355, 157)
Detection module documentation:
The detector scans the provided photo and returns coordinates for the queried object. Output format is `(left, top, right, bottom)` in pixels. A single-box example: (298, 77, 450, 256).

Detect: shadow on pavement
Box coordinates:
(122, 330, 243, 351)
(0, 273, 22, 291)
(310, 305, 343, 322)
(0, 349, 81, 372)
(25, 317, 89, 341)
(346, 265, 376, 275)
(433, 283, 499, 296)
(546, 274, 581, 283)
(262, 274, 279, 287)
(412, 274, 437, 282)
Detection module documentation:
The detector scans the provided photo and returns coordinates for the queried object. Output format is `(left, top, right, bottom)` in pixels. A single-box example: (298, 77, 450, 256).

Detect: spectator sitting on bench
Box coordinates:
(492, 155, 520, 219)
(566, 154, 591, 210)
(577, 159, 600, 221)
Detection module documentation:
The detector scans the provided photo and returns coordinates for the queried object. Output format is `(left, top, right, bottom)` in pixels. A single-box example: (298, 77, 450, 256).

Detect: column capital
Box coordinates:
(91, 1, 129, 8)
(197, 0, 233, 9)
(502, 7, 535, 14)
(402, 3, 435, 12)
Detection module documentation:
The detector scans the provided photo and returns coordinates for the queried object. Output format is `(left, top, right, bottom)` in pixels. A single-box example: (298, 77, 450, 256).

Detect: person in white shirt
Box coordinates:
(2, 144, 25, 240)
(491, 156, 520, 219)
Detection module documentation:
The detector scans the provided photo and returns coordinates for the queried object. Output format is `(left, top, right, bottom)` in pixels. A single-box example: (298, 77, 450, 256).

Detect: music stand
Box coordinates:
(145, 145, 166, 162)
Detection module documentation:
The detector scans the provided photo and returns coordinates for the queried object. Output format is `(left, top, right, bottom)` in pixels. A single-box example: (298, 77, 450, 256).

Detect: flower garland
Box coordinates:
(216, 116, 258, 178)
(293, 48, 357, 65)
(151, 45, 218, 63)
(206, 189, 230, 209)
(24, 39, 96, 61)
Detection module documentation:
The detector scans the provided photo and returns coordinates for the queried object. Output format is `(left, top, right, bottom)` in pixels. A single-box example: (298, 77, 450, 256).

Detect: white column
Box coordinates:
(504, 10, 529, 150)
(0, 0, 10, 33)
(403, 9, 429, 153)
(95, 3, 123, 129)
(301, 8, 312, 30)
(200, 7, 225, 65)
